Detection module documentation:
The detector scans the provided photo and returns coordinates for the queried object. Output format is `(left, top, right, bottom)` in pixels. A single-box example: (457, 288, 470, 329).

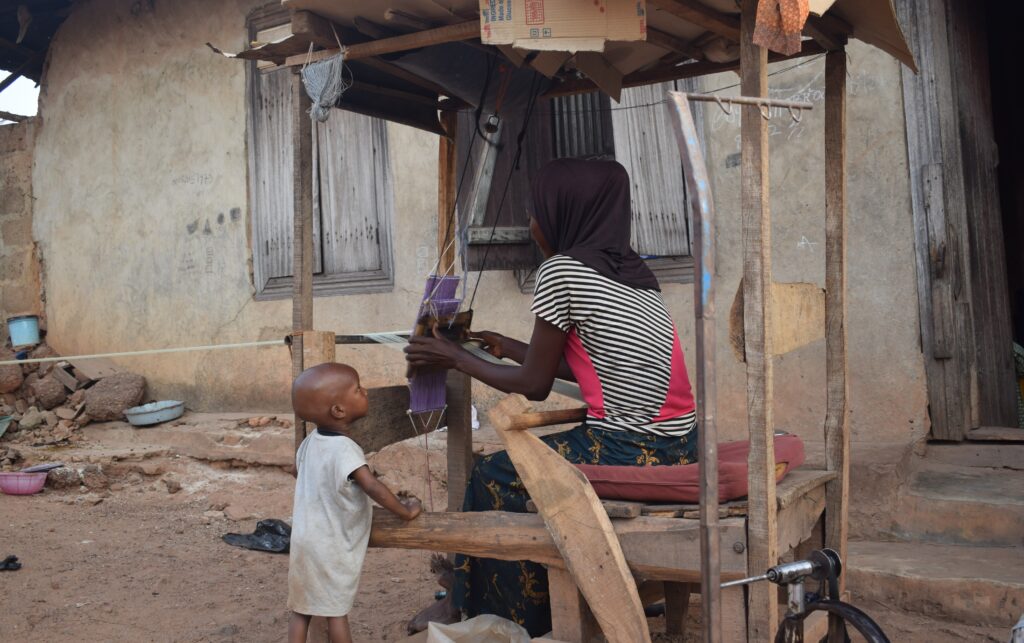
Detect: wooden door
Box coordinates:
(898, 0, 1015, 439)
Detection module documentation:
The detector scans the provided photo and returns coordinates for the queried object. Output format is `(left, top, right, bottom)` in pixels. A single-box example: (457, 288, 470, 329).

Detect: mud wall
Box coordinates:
(0, 119, 42, 326)
(32, 0, 927, 517)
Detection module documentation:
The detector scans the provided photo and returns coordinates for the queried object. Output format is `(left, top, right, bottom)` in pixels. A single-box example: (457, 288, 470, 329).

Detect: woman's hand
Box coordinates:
(469, 330, 507, 359)
(404, 324, 466, 370)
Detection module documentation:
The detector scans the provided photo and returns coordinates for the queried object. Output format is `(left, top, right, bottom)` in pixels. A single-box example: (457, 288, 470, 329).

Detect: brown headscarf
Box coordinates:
(531, 158, 660, 291)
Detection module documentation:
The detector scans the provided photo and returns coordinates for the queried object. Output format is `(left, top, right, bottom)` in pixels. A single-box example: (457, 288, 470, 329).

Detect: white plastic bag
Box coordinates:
(426, 614, 531, 643)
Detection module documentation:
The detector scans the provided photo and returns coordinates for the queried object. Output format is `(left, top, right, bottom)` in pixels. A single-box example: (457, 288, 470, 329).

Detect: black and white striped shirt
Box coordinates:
(532, 255, 697, 437)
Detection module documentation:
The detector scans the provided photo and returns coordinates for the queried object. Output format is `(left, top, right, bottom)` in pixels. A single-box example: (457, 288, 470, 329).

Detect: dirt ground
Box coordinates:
(0, 415, 1007, 642)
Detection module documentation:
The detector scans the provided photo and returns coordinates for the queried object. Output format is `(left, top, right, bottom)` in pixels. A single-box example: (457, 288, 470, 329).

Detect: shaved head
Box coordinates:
(292, 363, 367, 428)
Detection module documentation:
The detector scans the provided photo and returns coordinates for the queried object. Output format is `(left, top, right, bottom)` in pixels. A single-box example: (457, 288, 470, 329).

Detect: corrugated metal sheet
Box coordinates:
(551, 92, 614, 160)
(611, 81, 691, 257)
(317, 110, 393, 274)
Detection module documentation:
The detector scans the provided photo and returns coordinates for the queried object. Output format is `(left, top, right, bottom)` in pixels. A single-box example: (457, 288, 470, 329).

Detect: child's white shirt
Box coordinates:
(287, 429, 371, 617)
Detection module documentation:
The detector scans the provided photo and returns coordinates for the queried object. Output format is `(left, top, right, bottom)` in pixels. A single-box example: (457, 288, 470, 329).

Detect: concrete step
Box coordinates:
(847, 540, 1024, 629)
(887, 461, 1024, 547)
(925, 441, 1024, 471)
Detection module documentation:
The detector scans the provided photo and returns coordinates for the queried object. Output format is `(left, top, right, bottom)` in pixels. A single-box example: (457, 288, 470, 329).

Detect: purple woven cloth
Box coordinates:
(408, 275, 461, 414)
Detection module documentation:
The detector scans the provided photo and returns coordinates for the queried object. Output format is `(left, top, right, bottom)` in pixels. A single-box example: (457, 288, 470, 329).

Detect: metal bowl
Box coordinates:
(124, 400, 185, 427)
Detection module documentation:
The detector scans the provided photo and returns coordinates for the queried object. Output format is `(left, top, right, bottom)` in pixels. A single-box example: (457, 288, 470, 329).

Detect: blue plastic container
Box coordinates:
(7, 315, 40, 348)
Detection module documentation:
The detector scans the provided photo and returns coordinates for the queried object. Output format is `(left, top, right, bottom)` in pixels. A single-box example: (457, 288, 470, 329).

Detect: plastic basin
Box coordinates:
(0, 471, 47, 495)
(124, 400, 185, 427)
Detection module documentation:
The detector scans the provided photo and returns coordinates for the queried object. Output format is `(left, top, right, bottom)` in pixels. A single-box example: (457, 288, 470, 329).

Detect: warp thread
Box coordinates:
(408, 275, 461, 414)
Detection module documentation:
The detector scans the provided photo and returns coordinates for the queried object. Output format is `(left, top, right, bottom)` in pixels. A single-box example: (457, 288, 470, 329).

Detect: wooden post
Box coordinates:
(823, 48, 849, 643)
(739, 0, 778, 639)
(291, 71, 315, 455)
(437, 109, 459, 278)
(436, 108, 474, 512)
(302, 331, 336, 368)
(549, 567, 601, 643)
(666, 91, 721, 642)
(664, 582, 693, 637)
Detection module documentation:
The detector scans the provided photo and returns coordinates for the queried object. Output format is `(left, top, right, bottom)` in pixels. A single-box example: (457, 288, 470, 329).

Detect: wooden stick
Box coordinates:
(666, 91, 722, 643)
(823, 48, 849, 643)
(739, 0, 778, 639)
(680, 93, 814, 111)
(284, 20, 479, 67)
(647, 0, 741, 42)
(498, 406, 589, 431)
(291, 71, 314, 454)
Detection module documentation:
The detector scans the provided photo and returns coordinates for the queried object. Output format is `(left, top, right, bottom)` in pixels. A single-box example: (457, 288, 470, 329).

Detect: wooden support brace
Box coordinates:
(549, 567, 601, 643)
(823, 48, 849, 643)
(739, 0, 779, 639)
(489, 396, 651, 643)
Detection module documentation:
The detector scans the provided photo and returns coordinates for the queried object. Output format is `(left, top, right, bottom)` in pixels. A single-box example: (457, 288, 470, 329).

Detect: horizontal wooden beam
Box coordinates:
(646, 27, 703, 60)
(545, 40, 826, 99)
(285, 20, 479, 67)
(369, 509, 749, 581)
(647, 0, 741, 42)
(467, 226, 532, 245)
(0, 109, 28, 122)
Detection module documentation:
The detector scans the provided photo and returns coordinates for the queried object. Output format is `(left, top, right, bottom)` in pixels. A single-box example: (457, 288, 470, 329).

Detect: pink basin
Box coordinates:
(0, 471, 47, 495)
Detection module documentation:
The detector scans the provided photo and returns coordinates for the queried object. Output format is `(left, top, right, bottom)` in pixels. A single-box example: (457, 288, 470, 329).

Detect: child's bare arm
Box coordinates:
(350, 465, 422, 520)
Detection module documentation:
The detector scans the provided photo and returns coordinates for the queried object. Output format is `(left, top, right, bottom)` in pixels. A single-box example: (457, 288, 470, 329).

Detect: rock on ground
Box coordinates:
(30, 375, 67, 410)
(0, 350, 23, 394)
(18, 406, 44, 430)
(83, 373, 146, 421)
(47, 466, 81, 489)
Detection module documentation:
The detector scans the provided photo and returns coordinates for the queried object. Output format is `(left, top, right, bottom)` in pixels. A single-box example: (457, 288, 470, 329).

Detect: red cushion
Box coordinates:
(574, 435, 805, 503)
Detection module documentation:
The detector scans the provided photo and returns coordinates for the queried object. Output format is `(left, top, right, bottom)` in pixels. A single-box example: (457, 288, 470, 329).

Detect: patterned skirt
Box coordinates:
(451, 423, 699, 637)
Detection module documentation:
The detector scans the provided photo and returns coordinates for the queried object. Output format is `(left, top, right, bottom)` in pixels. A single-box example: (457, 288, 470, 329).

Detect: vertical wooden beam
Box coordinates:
(437, 109, 459, 277)
(302, 331, 337, 368)
(445, 371, 473, 511)
(823, 48, 849, 643)
(666, 91, 721, 643)
(436, 109, 474, 512)
(291, 71, 315, 455)
(739, 0, 777, 639)
(549, 566, 602, 643)
(664, 582, 693, 637)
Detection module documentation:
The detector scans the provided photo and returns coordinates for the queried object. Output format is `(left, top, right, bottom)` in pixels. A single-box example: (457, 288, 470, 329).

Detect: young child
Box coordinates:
(288, 363, 421, 643)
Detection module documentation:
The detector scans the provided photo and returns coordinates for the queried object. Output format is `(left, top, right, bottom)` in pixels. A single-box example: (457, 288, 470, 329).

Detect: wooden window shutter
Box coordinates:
(250, 67, 296, 290)
(316, 111, 392, 274)
(458, 107, 554, 271)
(611, 81, 692, 257)
(249, 66, 324, 291)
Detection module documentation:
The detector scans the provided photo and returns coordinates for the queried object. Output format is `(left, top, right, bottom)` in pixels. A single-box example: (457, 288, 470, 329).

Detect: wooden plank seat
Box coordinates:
(363, 395, 834, 641)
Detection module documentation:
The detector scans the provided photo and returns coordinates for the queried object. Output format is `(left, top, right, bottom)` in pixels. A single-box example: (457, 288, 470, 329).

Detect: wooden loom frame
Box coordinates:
(283, 2, 853, 639)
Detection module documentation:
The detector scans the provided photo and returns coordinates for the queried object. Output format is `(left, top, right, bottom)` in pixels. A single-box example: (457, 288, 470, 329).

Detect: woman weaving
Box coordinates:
(404, 158, 698, 636)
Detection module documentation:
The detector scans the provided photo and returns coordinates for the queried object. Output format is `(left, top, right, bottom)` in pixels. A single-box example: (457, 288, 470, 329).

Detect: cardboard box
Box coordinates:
(480, 0, 646, 52)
